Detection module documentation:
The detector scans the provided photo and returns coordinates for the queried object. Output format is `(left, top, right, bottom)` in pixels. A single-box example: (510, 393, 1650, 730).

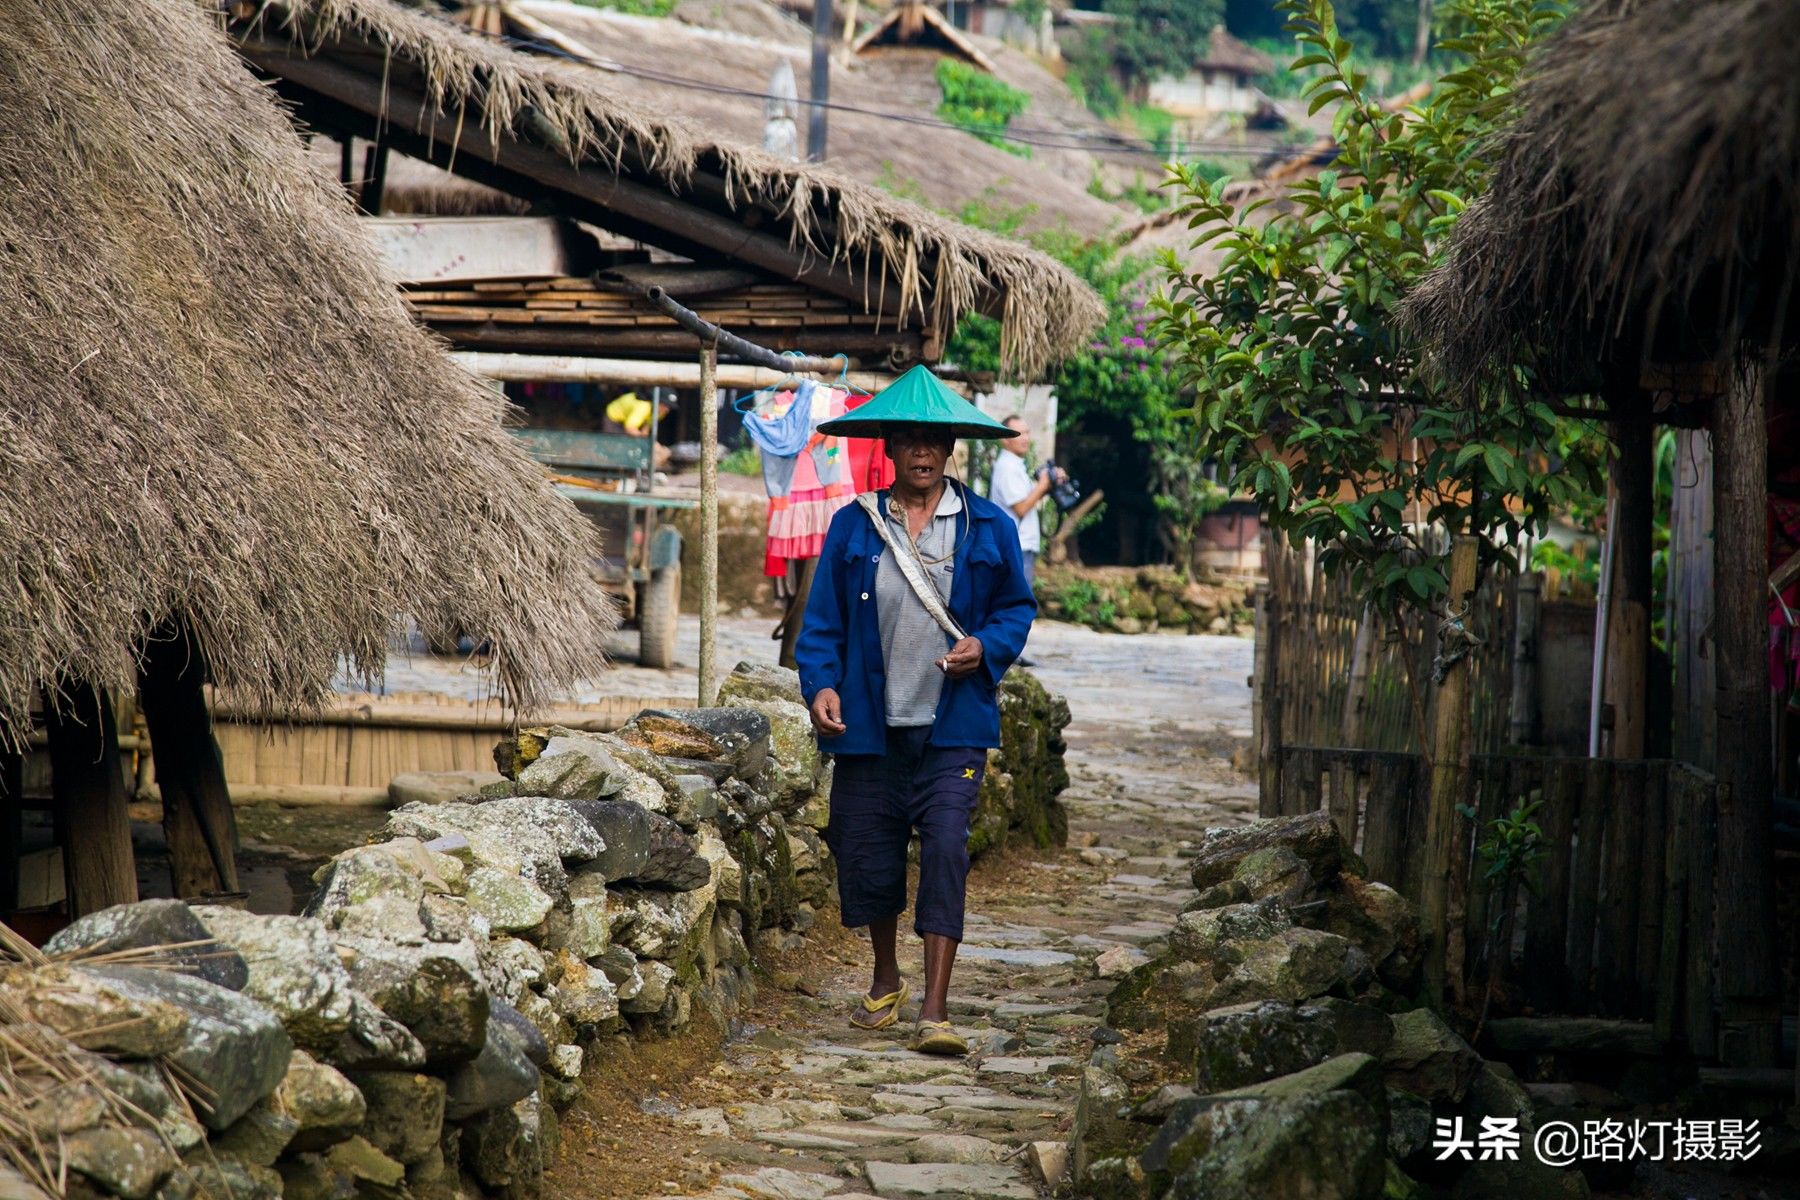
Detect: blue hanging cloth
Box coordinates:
(742, 379, 818, 459)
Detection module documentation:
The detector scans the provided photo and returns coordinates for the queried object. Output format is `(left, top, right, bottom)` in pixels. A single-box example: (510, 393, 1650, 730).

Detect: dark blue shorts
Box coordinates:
(823, 726, 987, 942)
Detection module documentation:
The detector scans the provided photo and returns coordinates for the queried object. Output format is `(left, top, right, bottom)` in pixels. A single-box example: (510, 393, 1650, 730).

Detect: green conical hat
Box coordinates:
(817, 364, 1019, 441)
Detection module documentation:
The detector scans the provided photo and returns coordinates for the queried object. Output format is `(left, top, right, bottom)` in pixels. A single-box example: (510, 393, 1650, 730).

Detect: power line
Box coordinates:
(467, 24, 1315, 161)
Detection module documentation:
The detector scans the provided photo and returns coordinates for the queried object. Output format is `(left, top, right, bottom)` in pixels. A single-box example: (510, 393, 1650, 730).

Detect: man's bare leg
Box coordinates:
(919, 932, 958, 1022)
(869, 915, 902, 999)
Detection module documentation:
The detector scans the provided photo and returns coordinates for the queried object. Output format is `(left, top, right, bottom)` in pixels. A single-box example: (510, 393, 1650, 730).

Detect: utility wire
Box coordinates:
(465, 24, 1324, 161)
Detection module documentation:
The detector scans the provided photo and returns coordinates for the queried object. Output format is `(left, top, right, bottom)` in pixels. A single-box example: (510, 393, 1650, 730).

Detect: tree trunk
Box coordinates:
(1412, 0, 1434, 66)
(1711, 360, 1778, 1066)
(139, 630, 240, 900)
(47, 682, 138, 916)
(1421, 534, 1478, 1004)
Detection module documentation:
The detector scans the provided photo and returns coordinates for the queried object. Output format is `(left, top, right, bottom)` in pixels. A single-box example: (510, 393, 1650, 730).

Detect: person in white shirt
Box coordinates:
(986, 415, 1064, 588)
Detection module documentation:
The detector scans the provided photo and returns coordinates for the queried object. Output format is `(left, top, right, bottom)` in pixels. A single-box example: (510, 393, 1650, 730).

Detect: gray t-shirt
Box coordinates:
(875, 485, 962, 726)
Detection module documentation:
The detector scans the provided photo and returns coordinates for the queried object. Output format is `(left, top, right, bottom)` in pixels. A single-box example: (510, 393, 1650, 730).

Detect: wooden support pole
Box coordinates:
(1509, 572, 1541, 746)
(1712, 358, 1778, 1066)
(698, 338, 720, 708)
(46, 683, 137, 916)
(1421, 534, 1479, 1004)
(139, 631, 241, 900)
(1605, 414, 1654, 758)
(0, 746, 22, 912)
(449, 351, 954, 397)
(779, 556, 819, 670)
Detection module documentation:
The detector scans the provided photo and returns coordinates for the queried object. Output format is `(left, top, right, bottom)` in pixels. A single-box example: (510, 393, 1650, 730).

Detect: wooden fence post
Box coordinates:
(1421, 534, 1479, 1004)
(1256, 533, 1284, 817)
(1712, 358, 1778, 1066)
(1605, 413, 1654, 759)
(1509, 572, 1541, 746)
(698, 338, 720, 707)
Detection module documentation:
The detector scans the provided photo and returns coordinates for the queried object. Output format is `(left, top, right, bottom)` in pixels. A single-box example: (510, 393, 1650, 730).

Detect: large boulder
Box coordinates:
(620, 708, 772, 780)
(45, 900, 248, 992)
(88, 966, 294, 1130)
(1188, 811, 1362, 894)
(191, 908, 357, 1053)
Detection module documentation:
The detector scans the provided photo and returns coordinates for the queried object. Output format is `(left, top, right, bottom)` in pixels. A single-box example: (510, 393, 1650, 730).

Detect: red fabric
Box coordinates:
(765, 392, 891, 577)
(842, 393, 895, 492)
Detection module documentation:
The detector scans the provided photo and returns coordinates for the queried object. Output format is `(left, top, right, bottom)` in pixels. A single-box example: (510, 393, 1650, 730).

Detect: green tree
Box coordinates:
(1152, 0, 1598, 618)
(1097, 0, 1227, 91)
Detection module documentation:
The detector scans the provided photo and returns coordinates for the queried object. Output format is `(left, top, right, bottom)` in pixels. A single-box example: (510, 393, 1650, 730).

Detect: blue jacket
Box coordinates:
(795, 483, 1037, 756)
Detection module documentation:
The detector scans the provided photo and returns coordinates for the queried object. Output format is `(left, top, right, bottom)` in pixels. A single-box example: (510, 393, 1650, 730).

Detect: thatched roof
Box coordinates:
(0, 0, 618, 742)
(1403, 0, 1800, 391)
(235, 0, 1106, 377)
(853, 2, 999, 74)
(1197, 26, 1274, 77)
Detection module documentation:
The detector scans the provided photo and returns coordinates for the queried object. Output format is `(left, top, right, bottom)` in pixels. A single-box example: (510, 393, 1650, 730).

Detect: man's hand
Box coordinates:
(938, 637, 984, 680)
(810, 688, 846, 736)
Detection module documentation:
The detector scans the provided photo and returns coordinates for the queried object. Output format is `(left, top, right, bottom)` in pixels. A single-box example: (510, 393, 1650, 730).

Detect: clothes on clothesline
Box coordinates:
(744, 384, 893, 582)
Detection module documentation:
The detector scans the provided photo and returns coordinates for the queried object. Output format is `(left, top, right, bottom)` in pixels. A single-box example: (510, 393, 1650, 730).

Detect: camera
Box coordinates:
(1039, 459, 1083, 512)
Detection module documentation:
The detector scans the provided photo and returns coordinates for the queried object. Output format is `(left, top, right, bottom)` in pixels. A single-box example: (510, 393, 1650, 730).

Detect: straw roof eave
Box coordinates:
(0, 0, 620, 744)
(1401, 0, 1800, 395)
(237, 0, 1104, 379)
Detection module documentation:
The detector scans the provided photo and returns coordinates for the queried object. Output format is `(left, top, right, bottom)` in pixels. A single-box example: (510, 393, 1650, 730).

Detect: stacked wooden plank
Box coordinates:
(404, 278, 870, 329)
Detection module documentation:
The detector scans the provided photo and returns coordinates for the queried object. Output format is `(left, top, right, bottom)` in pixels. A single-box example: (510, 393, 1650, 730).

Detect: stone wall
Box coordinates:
(970, 670, 1073, 856)
(2, 661, 1068, 1200)
(1073, 811, 1591, 1200)
(1035, 565, 1253, 636)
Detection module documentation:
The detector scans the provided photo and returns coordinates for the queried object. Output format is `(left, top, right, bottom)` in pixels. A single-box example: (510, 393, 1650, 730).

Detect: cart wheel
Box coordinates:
(638, 561, 681, 669)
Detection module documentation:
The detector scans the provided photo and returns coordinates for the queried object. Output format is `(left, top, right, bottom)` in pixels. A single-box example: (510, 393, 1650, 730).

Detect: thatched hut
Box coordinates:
(0, 0, 618, 918)
(1402, 0, 1800, 1069)
(232, 0, 1106, 379)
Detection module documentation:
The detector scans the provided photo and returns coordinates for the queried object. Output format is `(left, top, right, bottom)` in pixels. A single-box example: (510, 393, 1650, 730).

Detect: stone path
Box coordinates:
(623, 624, 1256, 1200)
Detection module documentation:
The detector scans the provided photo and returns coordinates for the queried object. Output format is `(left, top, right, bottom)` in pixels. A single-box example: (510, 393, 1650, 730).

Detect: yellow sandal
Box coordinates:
(850, 979, 910, 1030)
(911, 1020, 969, 1056)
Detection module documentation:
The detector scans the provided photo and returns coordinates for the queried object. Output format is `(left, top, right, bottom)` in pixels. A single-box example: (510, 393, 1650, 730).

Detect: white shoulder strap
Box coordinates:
(856, 493, 968, 642)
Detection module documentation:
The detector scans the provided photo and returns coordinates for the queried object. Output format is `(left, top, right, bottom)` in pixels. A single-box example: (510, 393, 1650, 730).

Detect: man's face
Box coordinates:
(1005, 419, 1032, 453)
(886, 425, 955, 491)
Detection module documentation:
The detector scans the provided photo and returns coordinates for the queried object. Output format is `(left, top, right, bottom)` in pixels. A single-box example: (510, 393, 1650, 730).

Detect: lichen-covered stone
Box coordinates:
(192, 908, 356, 1054)
(726, 697, 819, 804)
(350, 1071, 445, 1165)
(7, 964, 190, 1059)
(620, 709, 771, 780)
(443, 1010, 542, 1122)
(465, 868, 553, 933)
(88, 966, 293, 1130)
(716, 661, 804, 706)
(562, 799, 651, 882)
(63, 1127, 177, 1200)
(334, 938, 487, 1065)
(1188, 811, 1364, 893)
(1185, 1002, 1340, 1092)
(1382, 1009, 1481, 1104)
(274, 1051, 366, 1153)
(46, 901, 248, 992)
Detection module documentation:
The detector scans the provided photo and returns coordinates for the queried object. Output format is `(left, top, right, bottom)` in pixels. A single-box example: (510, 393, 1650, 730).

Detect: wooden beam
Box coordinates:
(1604, 413, 1654, 758)
(450, 350, 956, 395)
(238, 43, 926, 323)
(46, 683, 137, 917)
(1711, 358, 1779, 1067)
(428, 322, 926, 363)
(139, 630, 241, 901)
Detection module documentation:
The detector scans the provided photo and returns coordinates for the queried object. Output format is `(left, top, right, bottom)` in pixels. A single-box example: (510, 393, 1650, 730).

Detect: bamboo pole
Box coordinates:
(1421, 535, 1479, 1003)
(699, 338, 720, 707)
(1605, 414, 1653, 758)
